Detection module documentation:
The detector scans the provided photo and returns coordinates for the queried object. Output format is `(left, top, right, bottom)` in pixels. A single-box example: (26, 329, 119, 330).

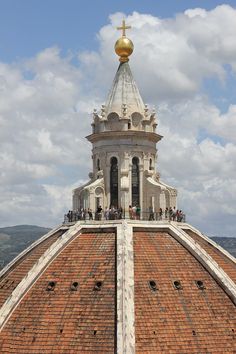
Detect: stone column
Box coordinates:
(120, 152, 130, 218)
(139, 161, 144, 218)
(160, 190, 166, 211)
(105, 154, 110, 207)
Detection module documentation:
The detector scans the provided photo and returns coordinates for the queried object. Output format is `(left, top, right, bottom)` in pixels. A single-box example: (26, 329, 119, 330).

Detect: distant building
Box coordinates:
(0, 20, 235, 354)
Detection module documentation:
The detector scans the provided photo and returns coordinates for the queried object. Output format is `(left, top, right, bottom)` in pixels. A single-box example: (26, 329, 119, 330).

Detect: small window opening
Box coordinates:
(47, 281, 56, 291)
(93, 281, 102, 291)
(196, 280, 205, 290)
(149, 158, 152, 170)
(60, 329, 63, 334)
(128, 122, 131, 129)
(149, 280, 158, 292)
(232, 329, 235, 332)
(173, 280, 182, 290)
(12, 281, 16, 290)
(22, 327, 26, 333)
(153, 331, 156, 335)
(97, 159, 100, 171)
(96, 197, 100, 210)
(70, 281, 79, 291)
(93, 330, 97, 335)
(192, 330, 196, 336)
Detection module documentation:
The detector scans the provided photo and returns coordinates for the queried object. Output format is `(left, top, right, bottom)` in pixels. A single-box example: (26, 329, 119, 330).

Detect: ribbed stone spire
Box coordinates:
(105, 61, 145, 118)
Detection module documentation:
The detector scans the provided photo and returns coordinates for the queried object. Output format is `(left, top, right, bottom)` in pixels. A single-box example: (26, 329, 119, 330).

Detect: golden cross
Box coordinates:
(117, 19, 131, 37)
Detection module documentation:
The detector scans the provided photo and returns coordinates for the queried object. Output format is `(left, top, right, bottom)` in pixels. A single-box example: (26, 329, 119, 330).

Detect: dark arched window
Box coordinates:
(97, 159, 100, 171)
(132, 157, 140, 206)
(149, 158, 152, 170)
(110, 157, 118, 207)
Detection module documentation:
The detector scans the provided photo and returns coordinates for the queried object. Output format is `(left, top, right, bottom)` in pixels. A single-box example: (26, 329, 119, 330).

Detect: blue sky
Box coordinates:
(1, 0, 235, 113)
(0, 1, 236, 236)
(0, 0, 236, 61)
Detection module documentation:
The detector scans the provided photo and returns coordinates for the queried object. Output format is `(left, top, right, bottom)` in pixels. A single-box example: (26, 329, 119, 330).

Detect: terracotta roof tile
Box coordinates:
(186, 229, 236, 283)
(0, 232, 116, 353)
(134, 231, 236, 353)
(0, 230, 65, 307)
(0, 226, 235, 352)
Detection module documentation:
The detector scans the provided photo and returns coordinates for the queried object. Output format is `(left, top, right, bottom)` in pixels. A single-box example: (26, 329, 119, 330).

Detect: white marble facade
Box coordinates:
(72, 61, 177, 217)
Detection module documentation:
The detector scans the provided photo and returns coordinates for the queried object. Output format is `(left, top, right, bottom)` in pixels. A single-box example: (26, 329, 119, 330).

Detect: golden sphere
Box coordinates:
(115, 37, 134, 62)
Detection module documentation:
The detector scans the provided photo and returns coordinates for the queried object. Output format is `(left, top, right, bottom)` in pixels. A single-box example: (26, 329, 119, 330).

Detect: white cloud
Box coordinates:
(79, 6, 236, 101)
(0, 6, 236, 237)
(157, 97, 236, 235)
(0, 47, 92, 227)
(210, 104, 236, 142)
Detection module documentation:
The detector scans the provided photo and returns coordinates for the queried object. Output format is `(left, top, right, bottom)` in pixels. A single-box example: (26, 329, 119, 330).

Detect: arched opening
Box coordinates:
(97, 159, 100, 171)
(110, 157, 118, 207)
(149, 158, 152, 170)
(80, 190, 89, 210)
(95, 187, 104, 213)
(132, 157, 140, 206)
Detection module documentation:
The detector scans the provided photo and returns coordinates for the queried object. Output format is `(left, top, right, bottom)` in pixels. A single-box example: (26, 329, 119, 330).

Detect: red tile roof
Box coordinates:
(0, 230, 65, 308)
(185, 229, 236, 283)
(134, 231, 236, 353)
(0, 232, 115, 353)
(0, 224, 235, 353)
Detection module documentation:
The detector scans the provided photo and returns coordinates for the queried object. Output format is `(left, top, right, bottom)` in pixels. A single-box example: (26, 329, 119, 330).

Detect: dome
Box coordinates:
(0, 221, 235, 353)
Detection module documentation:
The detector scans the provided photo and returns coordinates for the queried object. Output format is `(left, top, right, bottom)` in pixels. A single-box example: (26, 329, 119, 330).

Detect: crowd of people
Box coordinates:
(128, 205, 141, 219)
(65, 205, 123, 222)
(148, 206, 185, 222)
(66, 209, 93, 222)
(65, 205, 185, 223)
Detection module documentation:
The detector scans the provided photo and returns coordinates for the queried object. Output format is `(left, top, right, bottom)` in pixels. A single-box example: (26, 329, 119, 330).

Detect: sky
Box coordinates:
(0, 1, 236, 236)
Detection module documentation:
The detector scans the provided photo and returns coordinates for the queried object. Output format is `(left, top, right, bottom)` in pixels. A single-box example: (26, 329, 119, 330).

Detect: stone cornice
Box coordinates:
(86, 131, 163, 144)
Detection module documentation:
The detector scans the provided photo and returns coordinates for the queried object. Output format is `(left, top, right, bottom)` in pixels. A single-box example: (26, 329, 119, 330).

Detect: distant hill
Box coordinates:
(0, 225, 51, 269)
(211, 237, 236, 258)
(0, 225, 235, 271)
